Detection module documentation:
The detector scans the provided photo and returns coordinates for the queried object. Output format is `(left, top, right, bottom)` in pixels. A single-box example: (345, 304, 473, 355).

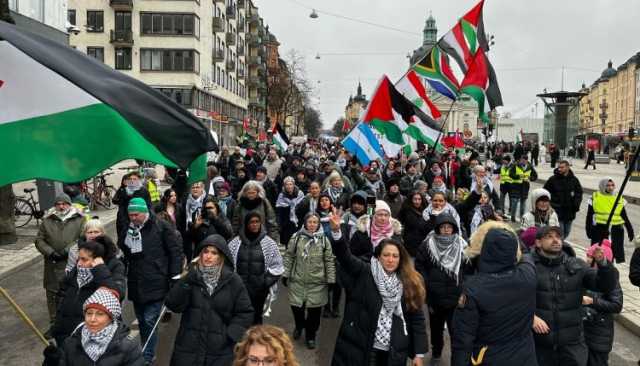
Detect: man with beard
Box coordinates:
(400, 160, 421, 196)
(113, 171, 152, 237)
(543, 160, 583, 238)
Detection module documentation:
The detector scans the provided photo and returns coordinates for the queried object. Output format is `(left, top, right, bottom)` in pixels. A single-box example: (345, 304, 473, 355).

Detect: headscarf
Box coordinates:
(371, 256, 406, 351)
(598, 177, 615, 195)
(370, 201, 394, 248)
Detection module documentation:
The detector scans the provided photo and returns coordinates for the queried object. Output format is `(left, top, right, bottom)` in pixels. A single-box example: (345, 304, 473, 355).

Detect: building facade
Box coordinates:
(636, 67, 640, 127)
(579, 54, 640, 136)
(66, 0, 273, 147)
(409, 12, 436, 66)
(344, 82, 368, 124)
(8, 0, 68, 44)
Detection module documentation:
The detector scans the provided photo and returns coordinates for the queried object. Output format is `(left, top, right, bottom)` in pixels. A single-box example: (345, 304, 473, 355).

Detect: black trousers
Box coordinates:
(325, 283, 342, 312)
(536, 342, 588, 366)
(429, 305, 455, 357)
(590, 224, 625, 263)
(369, 350, 389, 366)
(587, 348, 610, 366)
(291, 305, 322, 341)
(249, 290, 268, 325)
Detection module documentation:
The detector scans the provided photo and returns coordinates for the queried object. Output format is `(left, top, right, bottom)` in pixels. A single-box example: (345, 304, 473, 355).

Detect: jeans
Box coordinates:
(133, 300, 163, 363)
(559, 220, 573, 238)
(509, 197, 521, 221)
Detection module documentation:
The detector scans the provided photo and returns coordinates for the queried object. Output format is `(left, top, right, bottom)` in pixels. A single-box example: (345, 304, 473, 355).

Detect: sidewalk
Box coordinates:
(535, 160, 640, 203)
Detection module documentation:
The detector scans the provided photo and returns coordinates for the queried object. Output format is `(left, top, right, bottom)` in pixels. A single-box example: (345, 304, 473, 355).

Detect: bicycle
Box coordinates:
(14, 188, 44, 228)
(86, 171, 116, 210)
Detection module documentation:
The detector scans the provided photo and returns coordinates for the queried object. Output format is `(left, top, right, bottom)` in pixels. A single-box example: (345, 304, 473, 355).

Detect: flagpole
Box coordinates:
(433, 99, 458, 147)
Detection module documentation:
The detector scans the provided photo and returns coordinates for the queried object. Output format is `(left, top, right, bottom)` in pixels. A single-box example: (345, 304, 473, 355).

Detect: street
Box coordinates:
(2, 174, 640, 365)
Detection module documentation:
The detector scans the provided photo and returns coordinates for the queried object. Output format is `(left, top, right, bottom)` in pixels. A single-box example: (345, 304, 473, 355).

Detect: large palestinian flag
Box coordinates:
(460, 51, 491, 124)
(363, 76, 443, 148)
(0, 21, 217, 186)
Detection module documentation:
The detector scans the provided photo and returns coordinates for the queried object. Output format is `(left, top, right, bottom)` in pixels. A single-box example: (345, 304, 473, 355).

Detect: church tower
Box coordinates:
(410, 12, 438, 66)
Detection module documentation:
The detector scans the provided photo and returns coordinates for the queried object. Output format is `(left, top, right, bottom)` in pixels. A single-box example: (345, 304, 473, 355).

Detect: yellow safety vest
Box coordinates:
(593, 192, 625, 226)
(148, 180, 160, 203)
(500, 166, 512, 184)
(511, 165, 529, 184)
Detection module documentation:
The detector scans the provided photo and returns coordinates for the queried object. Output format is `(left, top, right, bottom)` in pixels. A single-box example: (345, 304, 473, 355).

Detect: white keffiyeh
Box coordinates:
(124, 215, 148, 254)
(228, 234, 284, 278)
(76, 267, 93, 288)
(81, 321, 118, 362)
(371, 257, 406, 351)
(276, 189, 305, 225)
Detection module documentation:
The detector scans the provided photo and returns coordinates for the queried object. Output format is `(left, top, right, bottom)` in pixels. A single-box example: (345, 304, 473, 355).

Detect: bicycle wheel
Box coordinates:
(14, 198, 34, 228)
(101, 186, 116, 209)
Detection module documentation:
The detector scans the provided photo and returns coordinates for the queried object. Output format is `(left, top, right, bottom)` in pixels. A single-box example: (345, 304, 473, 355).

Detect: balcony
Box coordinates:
(212, 48, 224, 63)
(212, 17, 224, 32)
(226, 60, 235, 72)
(246, 33, 262, 46)
(226, 32, 236, 46)
(110, 0, 133, 10)
(237, 69, 245, 79)
(249, 13, 260, 24)
(249, 96, 265, 109)
(110, 30, 133, 46)
(237, 45, 245, 56)
(238, 0, 246, 7)
(257, 46, 265, 57)
(248, 55, 262, 66)
(226, 6, 236, 20)
(248, 75, 260, 86)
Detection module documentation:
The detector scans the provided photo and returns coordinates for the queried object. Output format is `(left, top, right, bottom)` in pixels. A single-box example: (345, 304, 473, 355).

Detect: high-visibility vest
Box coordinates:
(148, 180, 160, 203)
(511, 165, 529, 184)
(592, 191, 625, 226)
(500, 166, 512, 184)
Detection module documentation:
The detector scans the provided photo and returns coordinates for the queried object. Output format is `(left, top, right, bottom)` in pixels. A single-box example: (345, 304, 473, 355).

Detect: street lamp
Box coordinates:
(310, 9, 318, 19)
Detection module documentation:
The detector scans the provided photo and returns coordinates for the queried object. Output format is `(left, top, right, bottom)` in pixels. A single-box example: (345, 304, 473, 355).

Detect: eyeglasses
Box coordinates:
(247, 356, 277, 366)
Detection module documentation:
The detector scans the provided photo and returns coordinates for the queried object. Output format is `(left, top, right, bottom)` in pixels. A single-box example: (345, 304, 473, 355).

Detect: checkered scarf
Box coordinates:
(228, 234, 284, 278)
(370, 257, 406, 351)
(81, 321, 118, 361)
(76, 267, 93, 289)
(124, 215, 148, 254)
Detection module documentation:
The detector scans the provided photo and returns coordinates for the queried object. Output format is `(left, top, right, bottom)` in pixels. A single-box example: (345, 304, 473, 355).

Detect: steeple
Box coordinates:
(423, 11, 437, 47)
(357, 82, 362, 97)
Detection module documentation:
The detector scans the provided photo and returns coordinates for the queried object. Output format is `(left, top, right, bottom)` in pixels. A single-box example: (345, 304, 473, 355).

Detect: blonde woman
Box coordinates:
(233, 325, 300, 366)
(65, 218, 112, 273)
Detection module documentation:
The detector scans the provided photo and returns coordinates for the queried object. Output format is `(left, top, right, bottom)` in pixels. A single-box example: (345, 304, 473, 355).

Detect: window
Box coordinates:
(86, 11, 104, 32)
(87, 47, 104, 62)
(140, 49, 199, 72)
(115, 48, 132, 70)
(140, 13, 199, 37)
(115, 12, 132, 31)
(67, 10, 76, 25)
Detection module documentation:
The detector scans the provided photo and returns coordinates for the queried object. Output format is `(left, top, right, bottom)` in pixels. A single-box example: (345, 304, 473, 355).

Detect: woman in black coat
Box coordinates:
(52, 237, 126, 346)
(192, 196, 233, 242)
(327, 208, 427, 366)
(166, 235, 254, 366)
(397, 191, 429, 257)
(348, 200, 403, 260)
(275, 177, 305, 247)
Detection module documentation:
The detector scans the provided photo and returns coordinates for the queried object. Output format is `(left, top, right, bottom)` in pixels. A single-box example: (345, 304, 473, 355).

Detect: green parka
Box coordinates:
(35, 209, 85, 290)
(284, 230, 336, 308)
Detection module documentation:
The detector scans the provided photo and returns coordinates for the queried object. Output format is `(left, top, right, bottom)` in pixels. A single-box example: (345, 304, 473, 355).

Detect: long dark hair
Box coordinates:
(374, 239, 425, 312)
(402, 190, 427, 212)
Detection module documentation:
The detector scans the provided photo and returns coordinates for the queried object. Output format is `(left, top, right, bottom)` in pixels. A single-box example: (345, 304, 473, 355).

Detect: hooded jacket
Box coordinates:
(543, 167, 583, 221)
(521, 188, 560, 228)
(166, 235, 254, 366)
(397, 193, 429, 257)
(348, 214, 402, 260)
(451, 228, 537, 366)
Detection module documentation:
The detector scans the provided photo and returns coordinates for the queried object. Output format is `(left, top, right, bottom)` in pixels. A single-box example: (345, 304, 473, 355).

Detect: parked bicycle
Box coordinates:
(14, 187, 44, 228)
(86, 171, 116, 210)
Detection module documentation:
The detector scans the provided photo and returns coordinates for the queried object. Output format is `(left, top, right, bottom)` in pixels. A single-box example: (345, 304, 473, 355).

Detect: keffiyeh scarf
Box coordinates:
(76, 267, 93, 288)
(81, 321, 118, 362)
(425, 232, 467, 284)
(422, 203, 461, 229)
(228, 234, 284, 278)
(371, 257, 406, 351)
(299, 228, 325, 259)
(185, 194, 205, 226)
(327, 186, 343, 204)
(124, 215, 148, 254)
(276, 189, 305, 225)
(199, 264, 223, 295)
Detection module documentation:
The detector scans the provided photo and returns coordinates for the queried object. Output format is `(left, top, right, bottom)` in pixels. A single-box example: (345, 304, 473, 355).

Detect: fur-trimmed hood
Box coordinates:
(355, 215, 402, 235)
(465, 220, 521, 261)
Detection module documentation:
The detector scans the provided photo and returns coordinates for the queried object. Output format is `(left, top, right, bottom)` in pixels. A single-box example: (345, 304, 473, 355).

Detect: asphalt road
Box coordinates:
(2, 187, 640, 365)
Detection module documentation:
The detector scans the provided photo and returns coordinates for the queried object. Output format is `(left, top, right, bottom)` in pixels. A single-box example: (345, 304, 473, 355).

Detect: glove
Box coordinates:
(281, 277, 288, 287)
(49, 252, 65, 262)
(43, 344, 61, 366)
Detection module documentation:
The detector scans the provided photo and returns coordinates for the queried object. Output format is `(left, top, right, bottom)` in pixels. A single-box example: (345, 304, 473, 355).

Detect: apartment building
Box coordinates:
(66, 0, 269, 146)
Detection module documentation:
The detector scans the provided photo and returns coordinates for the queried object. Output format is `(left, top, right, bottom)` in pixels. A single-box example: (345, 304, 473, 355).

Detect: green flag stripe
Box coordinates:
(370, 119, 405, 145)
(461, 19, 478, 54)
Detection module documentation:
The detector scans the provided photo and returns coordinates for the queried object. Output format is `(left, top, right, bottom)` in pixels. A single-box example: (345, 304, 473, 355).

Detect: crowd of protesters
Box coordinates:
(35, 137, 640, 366)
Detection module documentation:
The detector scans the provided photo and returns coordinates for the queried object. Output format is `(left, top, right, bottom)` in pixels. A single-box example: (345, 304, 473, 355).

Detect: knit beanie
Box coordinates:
(586, 239, 614, 262)
(519, 226, 538, 249)
(83, 287, 121, 320)
(54, 193, 72, 205)
(375, 200, 391, 214)
(128, 197, 149, 213)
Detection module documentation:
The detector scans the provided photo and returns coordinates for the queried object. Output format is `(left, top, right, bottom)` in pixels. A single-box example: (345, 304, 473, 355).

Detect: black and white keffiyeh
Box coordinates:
(424, 231, 467, 284)
(276, 188, 305, 225)
(199, 264, 223, 295)
(370, 257, 406, 351)
(76, 267, 93, 288)
(81, 321, 118, 362)
(185, 194, 205, 226)
(228, 235, 284, 278)
(124, 215, 148, 254)
(422, 203, 461, 229)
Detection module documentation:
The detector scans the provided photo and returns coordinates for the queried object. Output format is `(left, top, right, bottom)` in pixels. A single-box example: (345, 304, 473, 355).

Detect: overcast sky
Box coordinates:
(255, 0, 639, 129)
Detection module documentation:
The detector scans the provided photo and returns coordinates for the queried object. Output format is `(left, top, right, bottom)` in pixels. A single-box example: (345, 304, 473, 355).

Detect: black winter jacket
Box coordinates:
(113, 187, 152, 237)
(52, 258, 126, 344)
(166, 264, 253, 366)
(192, 214, 234, 242)
(329, 234, 427, 366)
(583, 269, 623, 353)
(532, 249, 616, 348)
(117, 216, 183, 304)
(397, 205, 429, 257)
(233, 232, 281, 296)
(415, 246, 468, 309)
(543, 169, 583, 221)
(59, 323, 143, 366)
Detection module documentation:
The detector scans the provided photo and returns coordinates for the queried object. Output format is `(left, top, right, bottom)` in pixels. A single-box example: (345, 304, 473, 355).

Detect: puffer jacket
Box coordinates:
(166, 238, 254, 366)
(583, 269, 623, 353)
(52, 256, 126, 345)
(329, 233, 427, 366)
(228, 232, 281, 296)
(532, 249, 616, 348)
(543, 168, 583, 221)
(59, 323, 143, 366)
(284, 230, 336, 308)
(117, 215, 183, 304)
(35, 209, 85, 290)
(349, 215, 402, 260)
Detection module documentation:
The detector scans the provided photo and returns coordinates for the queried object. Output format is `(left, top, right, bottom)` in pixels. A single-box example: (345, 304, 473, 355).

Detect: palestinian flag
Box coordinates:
(460, 51, 490, 125)
(438, 0, 503, 109)
(342, 118, 351, 132)
(363, 75, 443, 148)
(396, 70, 442, 120)
(413, 46, 460, 100)
(272, 122, 289, 151)
(0, 21, 216, 186)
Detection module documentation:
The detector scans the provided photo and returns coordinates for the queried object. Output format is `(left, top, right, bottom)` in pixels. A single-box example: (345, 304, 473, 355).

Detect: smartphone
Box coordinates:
(366, 195, 376, 216)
